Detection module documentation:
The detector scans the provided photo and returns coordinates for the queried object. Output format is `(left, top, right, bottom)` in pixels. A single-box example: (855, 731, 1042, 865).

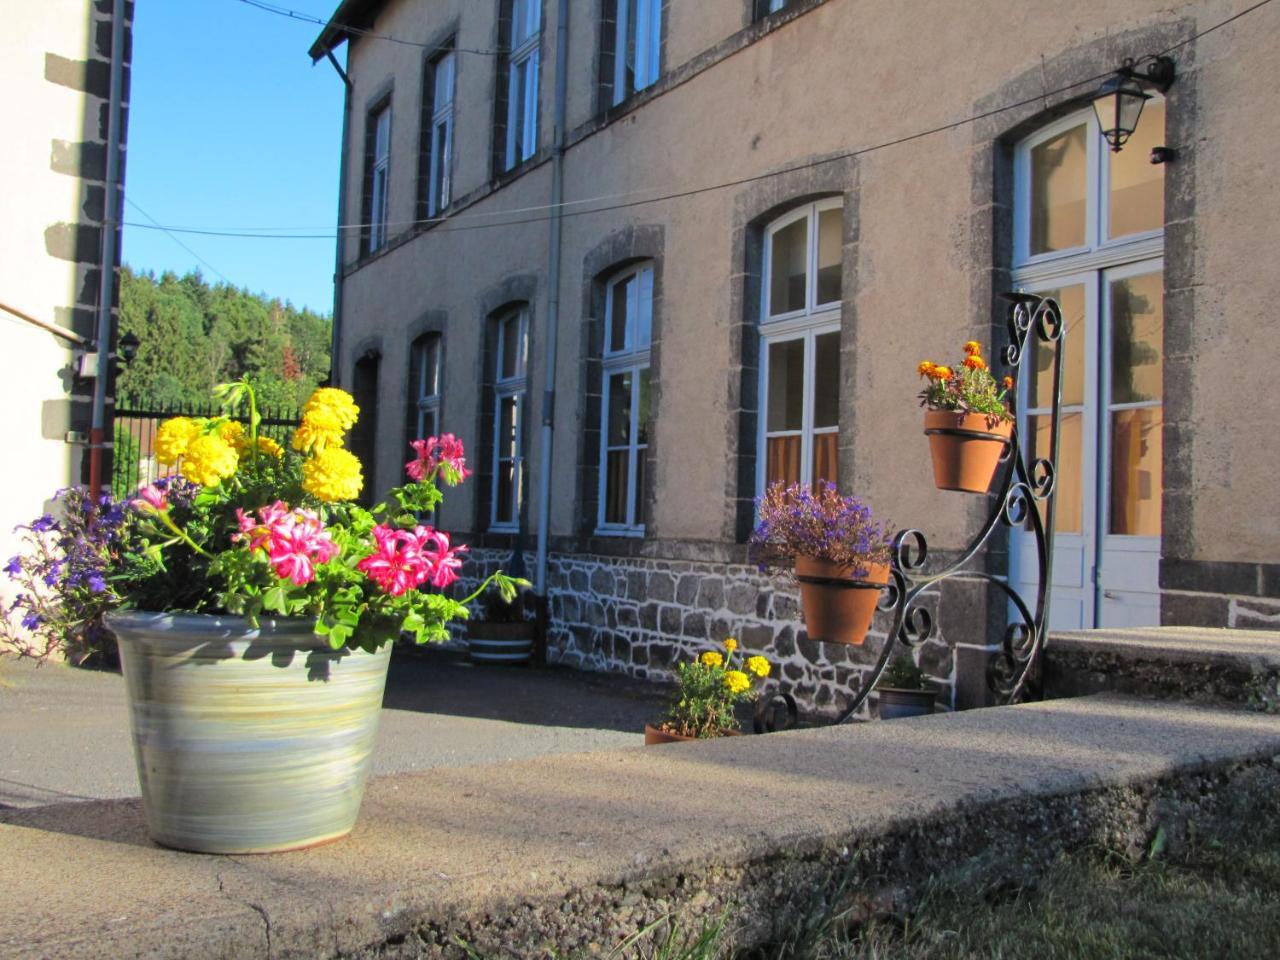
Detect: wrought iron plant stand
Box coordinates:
(756, 293, 1066, 732)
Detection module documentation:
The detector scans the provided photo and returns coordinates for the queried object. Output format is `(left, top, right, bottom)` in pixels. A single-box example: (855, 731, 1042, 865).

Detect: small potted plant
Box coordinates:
(750, 482, 893, 646)
(645, 638, 771, 744)
(467, 582, 536, 664)
(918, 340, 1015, 493)
(875, 655, 936, 720)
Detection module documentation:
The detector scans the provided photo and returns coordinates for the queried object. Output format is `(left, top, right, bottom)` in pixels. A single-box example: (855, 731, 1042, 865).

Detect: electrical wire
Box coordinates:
(129, 0, 1273, 242)
(126, 198, 232, 283)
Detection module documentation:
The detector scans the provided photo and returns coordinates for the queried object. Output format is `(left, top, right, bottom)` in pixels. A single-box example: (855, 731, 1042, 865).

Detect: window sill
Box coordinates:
(593, 526, 646, 539)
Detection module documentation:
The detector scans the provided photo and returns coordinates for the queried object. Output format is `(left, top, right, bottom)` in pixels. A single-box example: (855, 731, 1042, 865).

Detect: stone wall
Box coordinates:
(462, 547, 973, 718)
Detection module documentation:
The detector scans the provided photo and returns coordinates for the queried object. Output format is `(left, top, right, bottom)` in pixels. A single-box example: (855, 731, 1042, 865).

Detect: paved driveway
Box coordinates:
(0, 649, 670, 808)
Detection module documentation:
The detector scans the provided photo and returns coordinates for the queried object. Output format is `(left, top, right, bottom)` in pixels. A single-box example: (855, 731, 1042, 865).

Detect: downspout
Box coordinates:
(88, 0, 127, 494)
(533, 0, 570, 657)
(325, 49, 354, 387)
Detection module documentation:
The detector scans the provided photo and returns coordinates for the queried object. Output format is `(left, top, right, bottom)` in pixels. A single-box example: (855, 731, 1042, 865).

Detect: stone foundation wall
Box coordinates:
(462, 547, 985, 718)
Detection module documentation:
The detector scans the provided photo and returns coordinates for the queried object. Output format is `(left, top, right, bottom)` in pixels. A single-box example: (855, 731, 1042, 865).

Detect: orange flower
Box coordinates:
(1002, 376, 1015, 390)
(963, 340, 982, 357)
(917, 361, 937, 377)
(963, 355, 987, 371)
(931, 365, 953, 380)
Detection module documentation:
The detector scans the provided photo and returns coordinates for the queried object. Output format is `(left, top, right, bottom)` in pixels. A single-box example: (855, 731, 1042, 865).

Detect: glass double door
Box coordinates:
(1012, 260, 1164, 629)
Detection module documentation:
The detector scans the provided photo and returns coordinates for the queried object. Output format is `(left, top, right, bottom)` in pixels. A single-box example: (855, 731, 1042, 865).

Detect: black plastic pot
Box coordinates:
(877, 687, 935, 720)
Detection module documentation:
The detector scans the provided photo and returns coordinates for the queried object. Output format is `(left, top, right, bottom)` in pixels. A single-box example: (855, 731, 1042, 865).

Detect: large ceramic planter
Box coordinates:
(877, 687, 936, 720)
(106, 611, 392, 855)
(467, 620, 537, 664)
(923, 409, 1013, 493)
(794, 558, 890, 646)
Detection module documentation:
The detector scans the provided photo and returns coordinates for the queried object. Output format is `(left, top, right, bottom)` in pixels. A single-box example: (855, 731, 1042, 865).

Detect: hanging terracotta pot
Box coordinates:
(923, 409, 1013, 493)
(794, 557, 890, 646)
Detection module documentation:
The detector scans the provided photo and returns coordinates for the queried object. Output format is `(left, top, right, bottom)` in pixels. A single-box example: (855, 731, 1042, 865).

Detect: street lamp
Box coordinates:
(1091, 55, 1175, 153)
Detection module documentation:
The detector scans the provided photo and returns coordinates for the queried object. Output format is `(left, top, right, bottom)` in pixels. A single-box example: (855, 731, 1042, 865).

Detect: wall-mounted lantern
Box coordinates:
(1091, 55, 1176, 153)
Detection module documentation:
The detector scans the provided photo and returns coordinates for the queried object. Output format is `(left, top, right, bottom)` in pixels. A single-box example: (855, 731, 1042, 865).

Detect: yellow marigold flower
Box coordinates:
(294, 388, 361, 454)
(217, 420, 246, 450)
(302, 447, 364, 502)
(723, 637, 738, 653)
(254, 435, 284, 459)
(917, 361, 937, 377)
(154, 417, 201, 466)
(1002, 376, 1015, 391)
(746, 655, 771, 678)
(179, 433, 239, 487)
(963, 354, 987, 371)
(930, 365, 953, 381)
(963, 340, 982, 356)
(700, 651, 724, 668)
(723, 670, 751, 695)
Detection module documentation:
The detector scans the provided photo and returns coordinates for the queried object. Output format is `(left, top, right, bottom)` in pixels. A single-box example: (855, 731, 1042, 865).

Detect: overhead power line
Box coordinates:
(126, 198, 232, 283)
(231, 0, 503, 56)
(135, 0, 1272, 243)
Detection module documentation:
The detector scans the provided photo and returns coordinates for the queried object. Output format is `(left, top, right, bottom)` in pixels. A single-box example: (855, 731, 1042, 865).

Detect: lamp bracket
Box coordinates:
(1117, 55, 1176, 93)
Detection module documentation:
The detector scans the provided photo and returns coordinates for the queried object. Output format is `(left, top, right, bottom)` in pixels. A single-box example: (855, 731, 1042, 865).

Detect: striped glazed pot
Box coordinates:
(106, 611, 391, 854)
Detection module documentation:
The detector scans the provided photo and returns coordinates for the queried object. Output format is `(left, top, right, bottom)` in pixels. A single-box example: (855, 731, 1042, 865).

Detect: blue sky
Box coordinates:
(122, 0, 345, 314)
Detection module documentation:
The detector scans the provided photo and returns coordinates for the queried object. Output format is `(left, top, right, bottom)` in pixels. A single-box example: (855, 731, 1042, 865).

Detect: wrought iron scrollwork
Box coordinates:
(815, 292, 1066, 723)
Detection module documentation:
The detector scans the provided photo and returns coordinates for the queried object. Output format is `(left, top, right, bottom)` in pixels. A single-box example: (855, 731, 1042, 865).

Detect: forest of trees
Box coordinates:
(116, 266, 331, 411)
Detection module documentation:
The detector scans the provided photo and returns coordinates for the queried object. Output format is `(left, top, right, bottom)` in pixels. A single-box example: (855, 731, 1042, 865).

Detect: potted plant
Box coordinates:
(750, 482, 894, 646)
(467, 582, 537, 664)
(645, 638, 771, 743)
(875, 655, 936, 720)
(918, 340, 1015, 493)
(6, 380, 525, 854)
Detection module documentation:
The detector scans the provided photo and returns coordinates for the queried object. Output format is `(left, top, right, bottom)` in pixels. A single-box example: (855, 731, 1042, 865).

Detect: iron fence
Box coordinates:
(112, 396, 301, 499)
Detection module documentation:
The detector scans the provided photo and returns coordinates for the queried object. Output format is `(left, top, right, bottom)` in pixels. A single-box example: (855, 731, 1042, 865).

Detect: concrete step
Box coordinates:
(2, 693, 1279, 958)
(1045, 626, 1280, 706)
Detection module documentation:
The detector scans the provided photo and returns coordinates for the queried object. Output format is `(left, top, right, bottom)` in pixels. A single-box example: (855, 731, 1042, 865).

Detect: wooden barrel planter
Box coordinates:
(467, 620, 537, 664)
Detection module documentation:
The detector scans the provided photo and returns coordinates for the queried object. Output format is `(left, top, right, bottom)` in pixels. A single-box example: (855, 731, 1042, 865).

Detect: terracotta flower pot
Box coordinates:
(794, 557, 890, 646)
(643, 724, 743, 745)
(923, 409, 1013, 494)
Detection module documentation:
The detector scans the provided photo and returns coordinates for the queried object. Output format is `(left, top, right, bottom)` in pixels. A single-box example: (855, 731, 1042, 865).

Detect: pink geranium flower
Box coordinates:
(406, 434, 472, 485)
(234, 501, 338, 586)
(133, 484, 169, 512)
(356, 525, 426, 597)
(415, 527, 467, 589)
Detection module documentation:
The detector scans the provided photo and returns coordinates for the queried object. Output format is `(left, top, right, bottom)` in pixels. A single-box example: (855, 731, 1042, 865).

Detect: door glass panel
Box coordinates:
(498, 396, 518, 457)
(604, 451, 629, 523)
(495, 461, 514, 524)
(1108, 100, 1165, 239)
(1110, 272, 1163, 404)
(812, 331, 840, 428)
(1026, 284, 1086, 408)
(609, 274, 631, 352)
(815, 207, 842, 305)
(812, 432, 838, 486)
(632, 449, 646, 524)
(607, 372, 632, 445)
(766, 436, 802, 487)
(1110, 407, 1162, 536)
(1028, 411, 1083, 534)
(766, 338, 804, 431)
(769, 217, 808, 315)
(1030, 124, 1088, 255)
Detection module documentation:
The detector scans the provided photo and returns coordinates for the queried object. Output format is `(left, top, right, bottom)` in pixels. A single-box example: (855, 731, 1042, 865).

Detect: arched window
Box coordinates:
(407, 333, 441, 445)
(597, 262, 653, 534)
(1011, 100, 1165, 629)
(758, 198, 842, 490)
(491, 307, 528, 530)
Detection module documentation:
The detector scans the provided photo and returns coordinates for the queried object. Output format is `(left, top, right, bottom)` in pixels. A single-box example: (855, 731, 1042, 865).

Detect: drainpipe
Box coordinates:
(533, 0, 570, 655)
(326, 49, 353, 387)
(88, 0, 126, 495)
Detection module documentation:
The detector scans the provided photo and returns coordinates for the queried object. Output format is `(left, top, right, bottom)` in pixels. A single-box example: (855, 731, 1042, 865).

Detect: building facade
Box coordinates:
(1, 1, 131, 614)
(311, 0, 1280, 714)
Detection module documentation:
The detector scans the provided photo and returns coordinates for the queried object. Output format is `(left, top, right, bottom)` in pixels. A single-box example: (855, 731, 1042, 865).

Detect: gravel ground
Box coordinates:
(0, 647, 671, 808)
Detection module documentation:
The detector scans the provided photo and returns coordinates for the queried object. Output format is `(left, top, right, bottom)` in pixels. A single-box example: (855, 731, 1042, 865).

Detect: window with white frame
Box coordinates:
(756, 0, 790, 18)
(503, 0, 541, 170)
(758, 198, 842, 490)
(408, 333, 441, 444)
(610, 0, 662, 105)
(367, 102, 392, 252)
(491, 308, 528, 529)
(425, 47, 455, 216)
(598, 263, 653, 534)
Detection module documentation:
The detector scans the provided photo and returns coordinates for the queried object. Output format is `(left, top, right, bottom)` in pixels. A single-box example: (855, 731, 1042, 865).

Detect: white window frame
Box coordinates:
(369, 103, 392, 252)
(611, 0, 662, 105)
(410, 334, 441, 441)
(504, 0, 541, 170)
(596, 262, 653, 536)
(491, 308, 528, 531)
(756, 198, 842, 495)
(427, 49, 455, 216)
